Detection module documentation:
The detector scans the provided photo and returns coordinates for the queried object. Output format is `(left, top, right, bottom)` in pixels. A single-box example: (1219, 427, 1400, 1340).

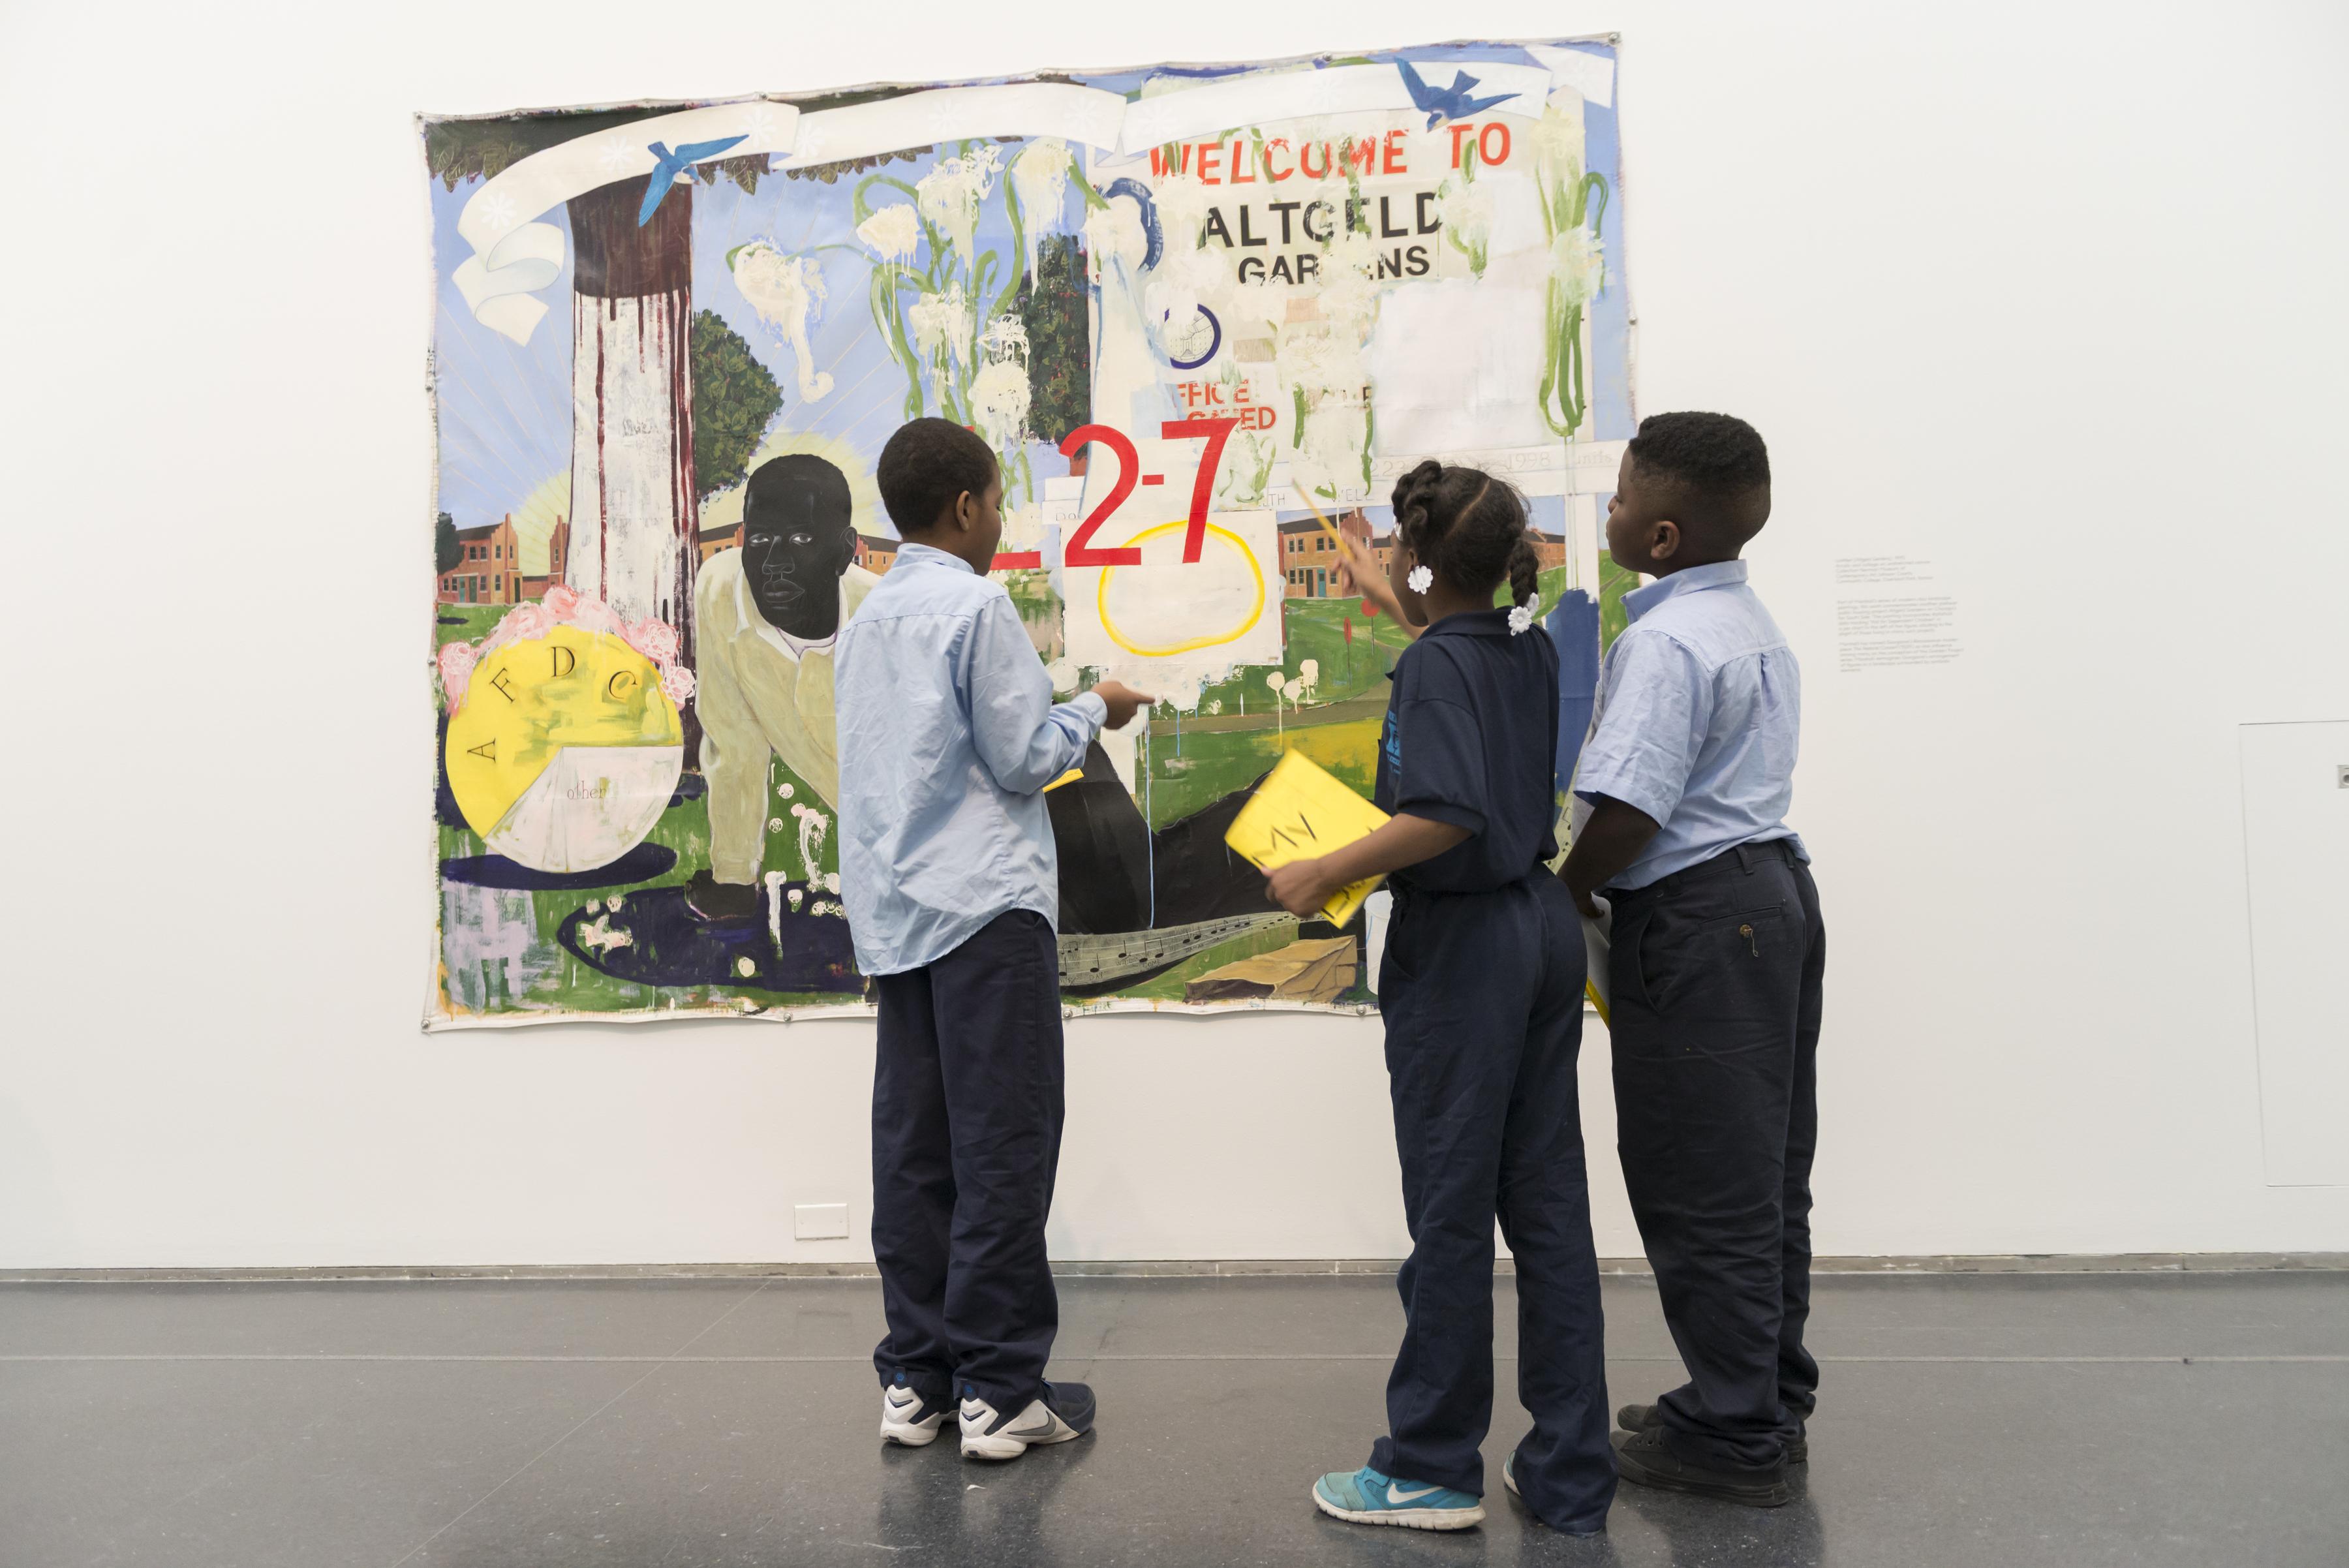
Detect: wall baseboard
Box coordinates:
(3, 1252, 2342, 1284)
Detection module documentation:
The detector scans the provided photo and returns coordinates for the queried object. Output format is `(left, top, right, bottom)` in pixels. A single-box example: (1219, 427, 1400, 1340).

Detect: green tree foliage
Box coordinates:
(690, 310, 784, 502)
(1019, 235, 1091, 446)
(435, 512, 461, 575)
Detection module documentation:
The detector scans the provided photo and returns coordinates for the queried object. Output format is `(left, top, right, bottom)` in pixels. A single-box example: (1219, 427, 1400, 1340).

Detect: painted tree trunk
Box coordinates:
(564, 180, 698, 654)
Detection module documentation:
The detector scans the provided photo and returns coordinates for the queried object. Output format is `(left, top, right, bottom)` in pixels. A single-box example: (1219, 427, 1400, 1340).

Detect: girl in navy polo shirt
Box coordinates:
(1267, 462, 1614, 1536)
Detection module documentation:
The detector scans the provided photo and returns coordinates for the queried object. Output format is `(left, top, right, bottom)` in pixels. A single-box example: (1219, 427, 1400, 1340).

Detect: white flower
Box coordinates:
(1407, 564, 1434, 594)
(1509, 593, 1542, 636)
(970, 357, 1032, 450)
(743, 106, 780, 146)
(776, 781, 794, 799)
(788, 887, 805, 910)
(729, 241, 835, 401)
(1083, 195, 1148, 275)
(478, 191, 516, 230)
(1550, 226, 1604, 308)
(823, 872, 842, 895)
(1206, 699, 1223, 716)
(856, 204, 921, 265)
(1009, 138, 1071, 268)
(906, 283, 973, 369)
(735, 956, 758, 977)
(1437, 179, 1494, 251)
(768, 817, 786, 833)
(915, 145, 1000, 262)
(1529, 105, 1584, 168)
(596, 136, 634, 174)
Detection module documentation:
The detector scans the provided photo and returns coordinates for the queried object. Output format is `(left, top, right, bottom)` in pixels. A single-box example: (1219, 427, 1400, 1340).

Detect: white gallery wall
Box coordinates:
(4, 0, 2345, 1268)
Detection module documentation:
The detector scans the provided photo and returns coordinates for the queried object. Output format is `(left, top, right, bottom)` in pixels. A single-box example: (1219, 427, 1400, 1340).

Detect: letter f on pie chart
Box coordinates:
(444, 625, 684, 872)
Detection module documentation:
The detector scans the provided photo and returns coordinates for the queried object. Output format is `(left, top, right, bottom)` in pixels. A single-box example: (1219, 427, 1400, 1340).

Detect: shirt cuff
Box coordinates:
(1064, 690, 1109, 733)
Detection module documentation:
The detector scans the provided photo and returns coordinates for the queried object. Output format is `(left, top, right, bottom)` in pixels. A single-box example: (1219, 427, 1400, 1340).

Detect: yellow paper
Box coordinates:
(1223, 751, 1390, 926)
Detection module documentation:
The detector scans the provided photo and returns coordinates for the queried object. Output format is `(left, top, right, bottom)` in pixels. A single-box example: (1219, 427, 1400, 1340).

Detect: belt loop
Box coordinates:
(1734, 844, 1754, 874)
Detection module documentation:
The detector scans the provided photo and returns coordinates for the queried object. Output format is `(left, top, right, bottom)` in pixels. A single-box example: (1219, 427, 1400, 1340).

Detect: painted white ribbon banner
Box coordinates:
(776, 83, 1127, 172)
(453, 101, 802, 343)
(450, 54, 1598, 343)
(1524, 45, 1614, 108)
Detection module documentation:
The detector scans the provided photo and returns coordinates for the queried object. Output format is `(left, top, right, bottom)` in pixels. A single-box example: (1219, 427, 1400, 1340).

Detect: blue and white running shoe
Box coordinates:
(1312, 1466, 1485, 1530)
(880, 1376, 952, 1447)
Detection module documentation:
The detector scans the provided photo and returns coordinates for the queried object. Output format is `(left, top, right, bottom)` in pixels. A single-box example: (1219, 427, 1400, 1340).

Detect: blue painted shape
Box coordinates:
(1103, 177, 1163, 269)
(638, 135, 749, 226)
(1546, 589, 1601, 801)
(1396, 59, 1514, 131)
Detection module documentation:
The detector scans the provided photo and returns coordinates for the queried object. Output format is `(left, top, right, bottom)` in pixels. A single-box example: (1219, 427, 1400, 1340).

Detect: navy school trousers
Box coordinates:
(1372, 872, 1616, 1533)
(1606, 836, 1825, 1472)
(870, 909, 1065, 1413)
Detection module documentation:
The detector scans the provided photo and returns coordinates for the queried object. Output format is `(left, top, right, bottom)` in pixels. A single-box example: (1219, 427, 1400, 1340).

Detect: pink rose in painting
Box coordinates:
(624, 617, 681, 665)
(437, 640, 478, 705)
(542, 584, 581, 619)
(571, 595, 623, 636)
(660, 665, 697, 705)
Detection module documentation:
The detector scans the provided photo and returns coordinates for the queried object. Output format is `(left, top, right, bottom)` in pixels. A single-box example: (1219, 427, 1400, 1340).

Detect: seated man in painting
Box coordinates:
(686, 453, 880, 921)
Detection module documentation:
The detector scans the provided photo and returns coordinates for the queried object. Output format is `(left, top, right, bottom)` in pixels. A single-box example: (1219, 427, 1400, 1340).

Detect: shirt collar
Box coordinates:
(1623, 559, 1747, 624)
(1419, 607, 1514, 639)
(895, 541, 974, 575)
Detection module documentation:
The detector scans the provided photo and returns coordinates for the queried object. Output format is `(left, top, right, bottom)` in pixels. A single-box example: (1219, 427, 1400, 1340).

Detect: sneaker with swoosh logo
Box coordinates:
(1312, 1466, 1484, 1531)
(879, 1376, 953, 1447)
(957, 1381, 1096, 1462)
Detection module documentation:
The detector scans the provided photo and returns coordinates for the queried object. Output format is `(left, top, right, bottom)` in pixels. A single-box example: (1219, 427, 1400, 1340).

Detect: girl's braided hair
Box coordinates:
(1390, 460, 1540, 609)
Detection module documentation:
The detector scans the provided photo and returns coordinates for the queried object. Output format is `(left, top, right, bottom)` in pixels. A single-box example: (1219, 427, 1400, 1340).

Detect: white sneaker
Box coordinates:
(957, 1381, 1096, 1461)
(880, 1382, 950, 1447)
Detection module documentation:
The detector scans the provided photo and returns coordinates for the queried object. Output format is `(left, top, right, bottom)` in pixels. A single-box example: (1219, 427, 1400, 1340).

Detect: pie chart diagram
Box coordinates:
(444, 625, 684, 874)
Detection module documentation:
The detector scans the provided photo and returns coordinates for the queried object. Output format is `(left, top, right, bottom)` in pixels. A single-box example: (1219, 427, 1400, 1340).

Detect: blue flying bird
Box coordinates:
(637, 135, 748, 226)
(1395, 59, 1514, 130)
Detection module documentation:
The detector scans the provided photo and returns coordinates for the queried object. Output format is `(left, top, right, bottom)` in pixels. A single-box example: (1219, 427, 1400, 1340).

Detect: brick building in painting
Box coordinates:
(438, 517, 521, 605)
(439, 515, 571, 606)
(855, 534, 899, 574)
(698, 516, 741, 564)
(521, 518, 568, 599)
(1279, 509, 1380, 598)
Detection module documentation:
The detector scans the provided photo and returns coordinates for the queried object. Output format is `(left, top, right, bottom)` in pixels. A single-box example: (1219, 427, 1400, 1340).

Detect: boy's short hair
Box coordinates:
(877, 418, 998, 534)
(1627, 411, 1772, 546)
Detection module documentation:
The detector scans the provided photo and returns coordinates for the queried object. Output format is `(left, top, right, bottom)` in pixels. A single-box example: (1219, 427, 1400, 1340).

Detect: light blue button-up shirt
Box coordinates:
(835, 543, 1107, 975)
(1571, 559, 1805, 889)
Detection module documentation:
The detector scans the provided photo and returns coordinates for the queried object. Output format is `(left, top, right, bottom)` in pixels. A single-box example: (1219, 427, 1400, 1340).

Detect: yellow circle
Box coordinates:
(1096, 521, 1267, 658)
(445, 624, 681, 838)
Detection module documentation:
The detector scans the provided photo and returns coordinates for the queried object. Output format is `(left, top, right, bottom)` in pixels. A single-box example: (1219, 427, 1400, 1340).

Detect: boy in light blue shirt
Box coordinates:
(1562, 412, 1824, 1509)
(836, 419, 1148, 1463)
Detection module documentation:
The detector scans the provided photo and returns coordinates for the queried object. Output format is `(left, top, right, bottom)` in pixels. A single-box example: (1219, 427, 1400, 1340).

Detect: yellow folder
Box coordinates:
(1223, 751, 1390, 927)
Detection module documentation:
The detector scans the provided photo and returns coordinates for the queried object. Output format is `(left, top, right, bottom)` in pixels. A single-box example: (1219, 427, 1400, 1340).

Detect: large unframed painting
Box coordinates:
(423, 38, 1637, 1028)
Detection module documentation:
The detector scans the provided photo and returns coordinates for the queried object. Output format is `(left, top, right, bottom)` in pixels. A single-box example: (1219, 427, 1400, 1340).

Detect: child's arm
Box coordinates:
(1336, 538, 1418, 639)
(964, 596, 1150, 793)
(1559, 630, 1709, 914)
(1559, 795, 1662, 917)
(1263, 814, 1468, 917)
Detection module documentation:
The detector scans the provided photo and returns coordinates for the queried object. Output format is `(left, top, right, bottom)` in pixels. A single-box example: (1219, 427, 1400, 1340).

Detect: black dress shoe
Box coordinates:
(1610, 1429, 1792, 1508)
(1616, 1401, 1807, 1464)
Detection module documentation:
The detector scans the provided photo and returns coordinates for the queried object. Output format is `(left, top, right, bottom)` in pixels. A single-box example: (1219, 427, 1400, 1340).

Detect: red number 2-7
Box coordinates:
(1057, 418, 1242, 568)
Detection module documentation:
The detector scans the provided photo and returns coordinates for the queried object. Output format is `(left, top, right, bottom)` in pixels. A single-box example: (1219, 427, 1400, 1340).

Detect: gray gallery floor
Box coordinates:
(1, 1269, 2343, 1567)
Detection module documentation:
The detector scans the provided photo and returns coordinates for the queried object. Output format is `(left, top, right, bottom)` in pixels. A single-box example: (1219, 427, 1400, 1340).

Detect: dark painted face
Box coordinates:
(742, 491, 856, 639)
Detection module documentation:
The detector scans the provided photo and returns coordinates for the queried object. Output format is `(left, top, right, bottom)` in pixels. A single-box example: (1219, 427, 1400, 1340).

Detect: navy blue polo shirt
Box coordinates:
(1374, 607, 1561, 893)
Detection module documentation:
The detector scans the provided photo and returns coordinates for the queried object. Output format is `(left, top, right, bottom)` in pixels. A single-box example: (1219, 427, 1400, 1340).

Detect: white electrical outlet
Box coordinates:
(793, 1203, 850, 1240)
